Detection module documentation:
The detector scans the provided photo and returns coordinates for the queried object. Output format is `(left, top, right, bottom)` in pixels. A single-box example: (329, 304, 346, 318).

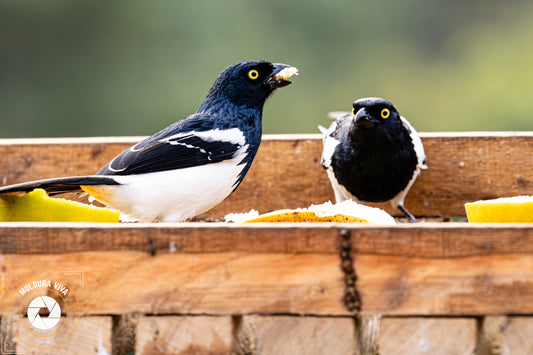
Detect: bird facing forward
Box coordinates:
(0, 60, 298, 222)
(320, 97, 426, 222)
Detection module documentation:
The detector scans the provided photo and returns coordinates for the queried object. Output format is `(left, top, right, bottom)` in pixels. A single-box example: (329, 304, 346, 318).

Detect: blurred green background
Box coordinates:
(1, 0, 533, 138)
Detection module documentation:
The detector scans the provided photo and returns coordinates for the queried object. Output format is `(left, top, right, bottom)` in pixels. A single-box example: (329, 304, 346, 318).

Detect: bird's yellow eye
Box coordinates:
(381, 108, 390, 119)
(248, 69, 259, 80)
(352, 108, 356, 115)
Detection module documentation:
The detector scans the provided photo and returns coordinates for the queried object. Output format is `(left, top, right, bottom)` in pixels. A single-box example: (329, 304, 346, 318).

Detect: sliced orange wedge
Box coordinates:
(465, 196, 533, 223)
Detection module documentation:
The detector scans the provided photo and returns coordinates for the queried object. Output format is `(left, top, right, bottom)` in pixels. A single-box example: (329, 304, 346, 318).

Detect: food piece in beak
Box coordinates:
(267, 64, 299, 88)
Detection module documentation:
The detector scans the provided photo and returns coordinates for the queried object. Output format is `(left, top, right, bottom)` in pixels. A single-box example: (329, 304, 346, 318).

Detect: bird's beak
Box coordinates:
(354, 108, 378, 128)
(266, 63, 298, 89)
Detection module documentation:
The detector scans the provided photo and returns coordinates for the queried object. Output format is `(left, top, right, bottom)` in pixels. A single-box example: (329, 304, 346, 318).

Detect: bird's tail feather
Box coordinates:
(318, 125, 329, 135)
(327, 111, 350, 120)
(0, 176, 119, 196)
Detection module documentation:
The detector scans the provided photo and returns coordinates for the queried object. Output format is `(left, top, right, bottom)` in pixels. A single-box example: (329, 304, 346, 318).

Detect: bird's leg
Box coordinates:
(398, 204, 417, 223)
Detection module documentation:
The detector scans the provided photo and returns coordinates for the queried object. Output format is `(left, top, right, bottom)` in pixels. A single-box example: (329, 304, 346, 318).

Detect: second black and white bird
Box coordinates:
(320, 97, 426, 222)
(0, 60, 298, 222)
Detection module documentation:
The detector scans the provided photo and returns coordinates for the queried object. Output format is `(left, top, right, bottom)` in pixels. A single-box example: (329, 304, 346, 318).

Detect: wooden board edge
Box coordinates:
(1, 222, 533, 257)
(1, 131, 531, 146)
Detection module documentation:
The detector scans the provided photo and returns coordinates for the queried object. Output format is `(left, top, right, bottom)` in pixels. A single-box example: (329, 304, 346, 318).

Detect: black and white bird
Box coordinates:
(319, 97, 426, 222)
(0, 60, 298, 222)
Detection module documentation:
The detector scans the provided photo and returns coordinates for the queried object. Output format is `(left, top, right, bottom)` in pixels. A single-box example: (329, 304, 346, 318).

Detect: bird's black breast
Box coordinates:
(332, 129, 418, 203)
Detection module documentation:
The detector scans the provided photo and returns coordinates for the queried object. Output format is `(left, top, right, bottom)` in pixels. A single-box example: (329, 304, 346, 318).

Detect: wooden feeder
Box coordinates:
(1, 132, 532, 354)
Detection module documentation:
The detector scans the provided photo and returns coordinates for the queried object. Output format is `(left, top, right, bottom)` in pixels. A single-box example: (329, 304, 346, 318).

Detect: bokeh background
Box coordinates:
(1, 0, 533, 138)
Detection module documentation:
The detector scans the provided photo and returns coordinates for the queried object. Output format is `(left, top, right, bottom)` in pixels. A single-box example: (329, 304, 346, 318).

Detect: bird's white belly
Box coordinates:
(95, 158, 246, 222)
(326, 168, 357, 203)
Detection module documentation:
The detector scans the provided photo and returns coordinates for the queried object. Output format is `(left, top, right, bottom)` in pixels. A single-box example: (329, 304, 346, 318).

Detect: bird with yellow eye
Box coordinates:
(248, 69, 259, 79)
(320, 97, 427, 222)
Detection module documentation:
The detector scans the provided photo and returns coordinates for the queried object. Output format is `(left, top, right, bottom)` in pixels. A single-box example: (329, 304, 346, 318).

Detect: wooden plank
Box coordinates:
(1, 132, 532, 217)
(13, 316, 112, 354)
(0, 222, 342, 255)
(477, 315, 506, 355)
(135, 316, 232, 355)
(112, 314, 138, 355)
(234, 315, 358, 355)
(378, 317, 477, 354)
(2, 222, 533, 257)
(358, 253, 533, 315)
(358, 314, 381, 355)
(1, 251, 346, 316)
(2, 247, 533, 316)
(2, 223, 533, 316)
(0, 315, 17, 354)
(0, 137, 140, 184)
(502, 317, 533, 354)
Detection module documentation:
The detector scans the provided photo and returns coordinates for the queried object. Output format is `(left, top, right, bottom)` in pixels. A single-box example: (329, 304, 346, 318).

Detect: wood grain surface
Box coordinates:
(1, 223, 533, 316)
(1, 132, 532, 217)
(1, 222, 533, 256)
(1, 133, 533, 319)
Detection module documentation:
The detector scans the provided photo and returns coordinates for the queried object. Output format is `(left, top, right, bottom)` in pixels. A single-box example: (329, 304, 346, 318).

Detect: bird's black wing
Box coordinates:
(98, 113, 246, 176)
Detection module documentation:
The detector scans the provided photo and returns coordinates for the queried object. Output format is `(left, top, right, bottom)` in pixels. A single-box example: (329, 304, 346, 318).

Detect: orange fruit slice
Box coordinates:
(226, 200, 396, 225)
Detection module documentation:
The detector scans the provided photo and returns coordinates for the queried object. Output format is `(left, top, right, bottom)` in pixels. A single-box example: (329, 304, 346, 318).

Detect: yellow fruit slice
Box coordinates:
(465, 196, 533, 223)
(225, 200, 396, 225)
(0, 188, 119, 222)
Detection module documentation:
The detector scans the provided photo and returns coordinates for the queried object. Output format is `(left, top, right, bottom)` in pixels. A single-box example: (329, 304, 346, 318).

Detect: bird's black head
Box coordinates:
(351, 97, 400, 129)
(199, 61, 298, 112)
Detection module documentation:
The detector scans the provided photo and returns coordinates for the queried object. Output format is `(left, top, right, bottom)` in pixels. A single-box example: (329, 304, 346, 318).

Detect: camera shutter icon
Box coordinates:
(27, 296, 62, 330)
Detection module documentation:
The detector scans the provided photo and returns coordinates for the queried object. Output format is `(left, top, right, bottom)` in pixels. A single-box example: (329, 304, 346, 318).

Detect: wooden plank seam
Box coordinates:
(339, 228, 361, 312)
